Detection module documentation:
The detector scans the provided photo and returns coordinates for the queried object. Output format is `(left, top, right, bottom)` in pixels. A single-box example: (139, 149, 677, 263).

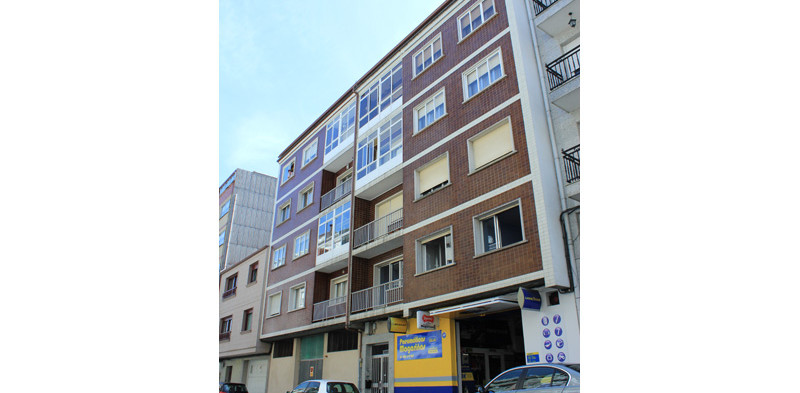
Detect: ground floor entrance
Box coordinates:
(456, 310, 525, 393)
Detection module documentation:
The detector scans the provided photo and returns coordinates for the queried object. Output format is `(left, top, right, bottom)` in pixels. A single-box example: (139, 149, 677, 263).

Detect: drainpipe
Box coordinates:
(345, 85, 358, 331)
(524, 0, 579, 300)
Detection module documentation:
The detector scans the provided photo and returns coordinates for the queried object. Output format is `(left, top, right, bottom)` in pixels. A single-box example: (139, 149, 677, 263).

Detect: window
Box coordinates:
(520, 367, 569, 389)
(302, 139, 318, 167)
(414, 89, 446, 133)
(281, 159, 295, 184)
(317, 201, 351, 256)
(305, 382, 320, 393)
(273, 339, 294, 357)
(220, 200, 231, 218)
(293, 231, 310, 259)
(278, 201, 291, 224)
(356, 113, 402, 180)
(220, 316, 233, 334)
(468, 117, 514, 171)
(415, 153, 450, 199)
(324, 102, 357, 156)
(463, 49, 503, 100)
(223, 273, 237, 299)
(458, 0, 496, 40)
(219, 231, 226, 246)
(298, 184, 314, 210)
(416, 228, 454, 274)
(267, 292, 282, 316)
(414, 34, 443, 76)
(327, 330, 358, 352)
(272, 245, 286, 269)
(331, 276, 347, 301)
(289, 283, 306, 311)
(248, 262, 258, 284)
(359, 62, 402, 128)
(241, 308, 253, 331)
(484, 367, 523, 392)
(475, 201, 524, 254)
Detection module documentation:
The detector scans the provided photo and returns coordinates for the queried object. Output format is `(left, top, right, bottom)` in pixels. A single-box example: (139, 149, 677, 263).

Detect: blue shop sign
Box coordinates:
(517, 288, 542, 310)
(397, 330, 443, 361)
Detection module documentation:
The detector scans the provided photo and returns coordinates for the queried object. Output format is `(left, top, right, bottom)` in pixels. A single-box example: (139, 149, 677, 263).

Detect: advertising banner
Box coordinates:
(397, 330, 443, 361)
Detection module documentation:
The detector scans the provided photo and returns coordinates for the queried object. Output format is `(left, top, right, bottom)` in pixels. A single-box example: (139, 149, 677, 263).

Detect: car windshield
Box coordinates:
(565, 364, 580, 373)
(327, 382, 359, 393)
(227, 384, 248, 393)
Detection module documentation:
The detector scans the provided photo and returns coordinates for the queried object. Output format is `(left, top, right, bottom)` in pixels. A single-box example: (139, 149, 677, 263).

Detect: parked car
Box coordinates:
(219, 382, 248, 393)
(287, 380, 359, 393)
(477, 363, 579, 392)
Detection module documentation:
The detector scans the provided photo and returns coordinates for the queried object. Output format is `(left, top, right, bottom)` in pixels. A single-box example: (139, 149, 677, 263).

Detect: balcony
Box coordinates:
(547, 46, 580, 112)
(352, 208, 404, 258)
(222, 287, 236, 299)
(320, 178, 352, 212)
(351, 279, 403, 314)
(535, 0, 579, 39)
(532, 0, 560, 15)
(219, 332, 231, 341)
(562, 144, 580, 201)
(312, 296, 347, 322)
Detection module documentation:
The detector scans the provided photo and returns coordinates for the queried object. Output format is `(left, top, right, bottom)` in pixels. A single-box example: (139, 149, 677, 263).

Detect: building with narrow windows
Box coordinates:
(219, 169, 278, 271)
(219, 246, 272, 393)
(259, 1, 580, 392)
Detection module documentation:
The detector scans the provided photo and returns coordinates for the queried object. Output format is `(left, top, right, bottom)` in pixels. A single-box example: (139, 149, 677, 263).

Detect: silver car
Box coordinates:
(287, 380, 360, 393)
(477, 363, 580, 392)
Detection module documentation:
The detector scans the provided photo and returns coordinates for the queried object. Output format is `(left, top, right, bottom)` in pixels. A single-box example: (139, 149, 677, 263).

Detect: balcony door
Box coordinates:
(374, 192, 403, 238)
(374, 260, 401, 306)
(330, 275, 348, 316)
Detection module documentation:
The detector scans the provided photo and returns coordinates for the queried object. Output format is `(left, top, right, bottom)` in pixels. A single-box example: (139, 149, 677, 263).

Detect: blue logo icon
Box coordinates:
(541, 316, 549, 326)
(553, 314, 561, 324)
(542, 328, 550, 338)
(556, 339, 564, 348)
(545, 353, 554, 362)
(442, 332, 446, 339)
(554, 327, 562, 336)
(557, 352, 566, 362)
(544, 340, 552, 349)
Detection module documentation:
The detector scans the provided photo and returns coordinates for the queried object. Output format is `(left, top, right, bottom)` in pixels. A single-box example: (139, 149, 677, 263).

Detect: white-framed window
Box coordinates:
(220, 200, 231, 218)
(359, 62, 402, 128)
(293, 231, 310, 259)
(414, 88, 446, 133)
(474, 200, 525, 254)
(302, 139, 318, 167)
(317, 200, 351, 256)
(356, 113, 402, 181)
(458, 0, 496, 41)
(468, 117, 514, 171)
(267, 292, 282, 317)
(324, 102, 357, 156)
(463, 48, 503, 100)
(220, 315, 233, 334)
(416, 227, 454, 274)
(219, 231, 226, 247)
(298, 183, 314, 211)
(272, 245, 286, 269)
(331, 275, 348, 301)
(289, 283, 306, 311)
(415, 152, 450, 199)
(280, 158, 295, 185)
(414, 34, 443, 77)
(278, 200, 291, 224)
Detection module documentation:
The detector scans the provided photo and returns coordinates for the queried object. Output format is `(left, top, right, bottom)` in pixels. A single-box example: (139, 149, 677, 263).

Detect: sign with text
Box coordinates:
(397, 330, 443, 361)
(416, 310, 437, 329)
(517, 288, 542, 310)
(388, 317, 408, 333)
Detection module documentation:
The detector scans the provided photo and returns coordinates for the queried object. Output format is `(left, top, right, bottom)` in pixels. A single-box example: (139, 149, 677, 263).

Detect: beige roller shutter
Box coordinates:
(376, 193, 403, 219)
(471, 120, 513, 169)
(418, 156, 449, 195)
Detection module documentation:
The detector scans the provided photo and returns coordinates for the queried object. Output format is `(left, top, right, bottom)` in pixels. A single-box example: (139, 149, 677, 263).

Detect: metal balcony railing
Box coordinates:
(320, 178, 352, 212)
(222, 287, 236, 299)
(311, 296, 347, 322)
(219, 331, 231, 341)
(546, 46, 580, 91)
(562, 144, 580, 183)
(353, 208, 403, 249)
(351, 279, 403, 313)
(532, 0, 560, 15)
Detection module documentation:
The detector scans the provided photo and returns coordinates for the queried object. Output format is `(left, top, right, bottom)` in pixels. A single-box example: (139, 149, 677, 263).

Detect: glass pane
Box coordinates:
(468, 81, 478, 97)
(435, 103, 444, 118)
(482, 217, 496, 251)
(433, 39, 442, 60)
(472, 9, 482, 29)
(486, 368, 523, 392)
(423, 47, 432, 68)
(497, 206, 523, 247)
(381, 78, 391, 101)
(392, 67, 402, 91)
(478, 72, 489, 90)
(520, 367, 555, 389)
(415, 53, 423, 74)
(426, 109, 434, 125)
(460, 15, 471, 37)
(483, 0, 495, 19)
(369, 89, 378, 109)
(418, 108, 426, 129)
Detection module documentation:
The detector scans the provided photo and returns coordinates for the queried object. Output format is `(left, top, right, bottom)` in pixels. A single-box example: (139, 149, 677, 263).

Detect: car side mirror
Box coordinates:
(477, 387, 485, 393)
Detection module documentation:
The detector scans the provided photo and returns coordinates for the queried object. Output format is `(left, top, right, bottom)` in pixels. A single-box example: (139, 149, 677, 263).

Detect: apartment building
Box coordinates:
(259, 1, 579, 392)
(219, 169, 278, 271)
(219, 246, 272, 393)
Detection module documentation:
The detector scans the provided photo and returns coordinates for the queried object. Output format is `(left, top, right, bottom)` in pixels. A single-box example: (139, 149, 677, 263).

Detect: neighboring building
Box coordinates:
(219, 246, 272, 393)
(259, 1, 580, 393)
(219, 169, 278, 271)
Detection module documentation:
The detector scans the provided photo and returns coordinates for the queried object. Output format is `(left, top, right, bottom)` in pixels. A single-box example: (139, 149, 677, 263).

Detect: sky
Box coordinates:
(219, 0, 444, 184)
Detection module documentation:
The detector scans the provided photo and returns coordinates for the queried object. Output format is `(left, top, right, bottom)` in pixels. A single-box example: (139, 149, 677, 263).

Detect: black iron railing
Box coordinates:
(562, 144, 580, 183)
(219, 331, 231, 341)
(532, 0, 560, 15)
(546, 46, 580, 91)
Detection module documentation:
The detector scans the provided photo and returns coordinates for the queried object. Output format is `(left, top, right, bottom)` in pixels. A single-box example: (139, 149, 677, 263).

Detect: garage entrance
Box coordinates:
(457, 310, 525, 392)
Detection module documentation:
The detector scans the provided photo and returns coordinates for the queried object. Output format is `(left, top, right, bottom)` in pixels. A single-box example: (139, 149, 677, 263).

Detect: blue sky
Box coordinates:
(219, 0, 443, 184)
